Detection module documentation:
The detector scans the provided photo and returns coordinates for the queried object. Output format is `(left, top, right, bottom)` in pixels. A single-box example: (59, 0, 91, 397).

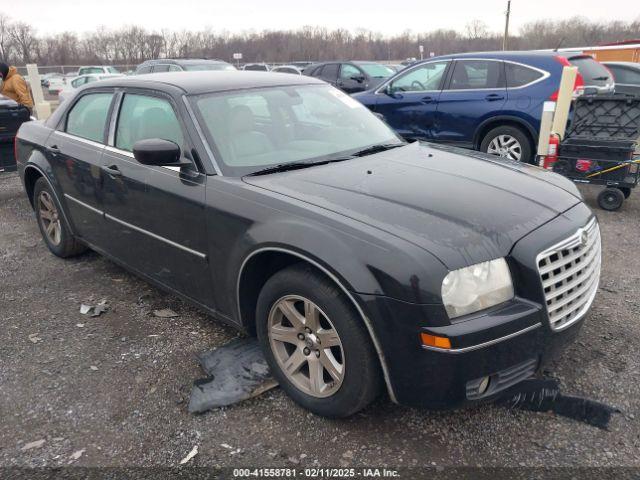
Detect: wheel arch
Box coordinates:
(474, 116, 537, 151)
(236, 246, 398, 403)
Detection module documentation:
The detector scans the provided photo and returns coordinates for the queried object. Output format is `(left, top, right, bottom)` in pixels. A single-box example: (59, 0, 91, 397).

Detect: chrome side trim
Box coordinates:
(104, 213, 207, 260)
(55, 131, 105, 149)
(104, 145, 134, 158)
(421, 322, 543, 354)
(182, 95, 224, 176)
(236, 247, 398, 403)
(63, 193, 104, 216)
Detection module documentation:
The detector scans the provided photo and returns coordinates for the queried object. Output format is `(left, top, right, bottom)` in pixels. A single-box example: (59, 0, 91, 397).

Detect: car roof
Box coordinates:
(93, 71, 325, 94)
(140, 58, 228, 66)
(420, 50, 591, 62)
(602, 61, 640, 68)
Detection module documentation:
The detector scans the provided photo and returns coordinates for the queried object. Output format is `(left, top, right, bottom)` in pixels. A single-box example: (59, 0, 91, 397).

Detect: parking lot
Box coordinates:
(1, 170, 639, 468)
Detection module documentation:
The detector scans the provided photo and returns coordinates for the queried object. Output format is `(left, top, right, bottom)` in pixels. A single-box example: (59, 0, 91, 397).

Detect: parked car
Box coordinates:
(57, 74, 123, 103)
(602, 62, 640, 96)
(40, 72, 64, 88)
(48, 75, 77, 95)
(304, 61, 396, 93)
(0, 94, 30, 172)
(243, 63, 270, 72)
(77, 66, 120, 76)
(290, 61, 314, 69)
(271, 65, 302, 75)
(353, 51, 615, 163)
(135, 59, 236, 74)
(16, 71, 601, 417)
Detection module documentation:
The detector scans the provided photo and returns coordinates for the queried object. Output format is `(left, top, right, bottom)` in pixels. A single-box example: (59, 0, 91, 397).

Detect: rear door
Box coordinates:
(435, 59, 507, 146)
(45, 91, 115, 245)
(374, 60, 450, 140)
(101, 90, 213, 306)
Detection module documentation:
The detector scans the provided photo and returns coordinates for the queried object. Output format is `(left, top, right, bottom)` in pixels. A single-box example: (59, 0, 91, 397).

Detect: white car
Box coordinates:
(58, 73, 123, 103)
(271, 65, 302, 75)
(76, 66, 121, 76)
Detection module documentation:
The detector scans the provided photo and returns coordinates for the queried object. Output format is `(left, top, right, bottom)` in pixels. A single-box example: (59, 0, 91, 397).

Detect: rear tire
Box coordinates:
(33, 177, 87, 258)
(256, 264, 382, 417)
(480, 125, 533, 164)
(617, 187, 632, 199)
(597, 188, 624, 211)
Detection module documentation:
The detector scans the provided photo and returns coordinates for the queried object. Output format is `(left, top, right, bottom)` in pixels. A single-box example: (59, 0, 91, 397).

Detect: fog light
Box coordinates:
(478, 376, 491, 395)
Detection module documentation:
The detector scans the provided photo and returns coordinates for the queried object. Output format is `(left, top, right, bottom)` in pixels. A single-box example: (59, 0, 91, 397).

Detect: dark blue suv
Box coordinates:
(353, 51, 614, 163)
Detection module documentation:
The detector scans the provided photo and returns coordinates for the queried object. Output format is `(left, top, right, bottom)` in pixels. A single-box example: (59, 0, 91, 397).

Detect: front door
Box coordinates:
(46, 91, 115, 246)
(101, 91, 213, 307)
(435, 59, 507, 147)
(374, 60, 450, 140)
(337, 64, 366, 94)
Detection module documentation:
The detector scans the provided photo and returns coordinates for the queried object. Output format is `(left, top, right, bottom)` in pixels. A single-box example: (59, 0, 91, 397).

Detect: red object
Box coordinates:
(549, 56, 586, 101)
(575, 159, 592, 172)
(542, 134, 560, 169)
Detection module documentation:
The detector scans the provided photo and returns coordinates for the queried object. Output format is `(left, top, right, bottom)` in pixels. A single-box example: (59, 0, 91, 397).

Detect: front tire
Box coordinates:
(597, 188, 624, 211)
(480, 125, 533, 164)
(33, 177, 87, 258)
(256, 265, 382, 417)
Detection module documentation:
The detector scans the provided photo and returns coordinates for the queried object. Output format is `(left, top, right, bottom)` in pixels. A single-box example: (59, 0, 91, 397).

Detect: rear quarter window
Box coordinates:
(505, 63, 544, 87)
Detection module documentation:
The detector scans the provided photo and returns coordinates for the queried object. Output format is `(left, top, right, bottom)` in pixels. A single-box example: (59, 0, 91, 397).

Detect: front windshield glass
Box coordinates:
(359, 64, 395, 78)
(192, 84, 401, 176)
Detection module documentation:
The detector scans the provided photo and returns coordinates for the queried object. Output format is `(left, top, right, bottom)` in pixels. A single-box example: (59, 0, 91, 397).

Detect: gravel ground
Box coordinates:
(1, 171, 639, 469)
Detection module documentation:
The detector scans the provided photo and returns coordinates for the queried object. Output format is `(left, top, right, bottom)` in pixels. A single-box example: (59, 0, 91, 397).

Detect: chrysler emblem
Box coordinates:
(580, 231, 588, 246)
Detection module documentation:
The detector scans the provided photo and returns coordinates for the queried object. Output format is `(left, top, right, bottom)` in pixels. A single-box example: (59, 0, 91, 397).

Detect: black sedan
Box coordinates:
(16, 72, 601, 417)
(304, 61, 395, 93)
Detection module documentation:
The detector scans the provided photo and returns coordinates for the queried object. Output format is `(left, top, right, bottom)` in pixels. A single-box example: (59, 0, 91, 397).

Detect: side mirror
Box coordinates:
(133, 138, 188, 167)
(351, 74, 366, 83)
(384, 84, 395, 96)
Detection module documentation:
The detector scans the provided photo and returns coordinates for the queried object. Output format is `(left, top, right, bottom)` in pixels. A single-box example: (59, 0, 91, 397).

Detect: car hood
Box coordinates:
(243, 142, 582, 269)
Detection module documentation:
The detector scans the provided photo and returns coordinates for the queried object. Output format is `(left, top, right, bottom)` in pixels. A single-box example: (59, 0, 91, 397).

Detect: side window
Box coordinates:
(66, 93, 114, 143)
(611, 66, 640, 84)
(136, 66, 152, 75)
(71, 77, 86, 88)
(115, 94, 184, 152)
(85, 76, 98, 84)
(168, 65, 182, 72)
(390, 61, 448, 92)
(505, 63, 544, 87)
(320, 64, 339, 81)
(449, 60, 504, 90)
(154, 64, 170, 73)
(340, 64, 361, 80)
(310, 65, 324, 77)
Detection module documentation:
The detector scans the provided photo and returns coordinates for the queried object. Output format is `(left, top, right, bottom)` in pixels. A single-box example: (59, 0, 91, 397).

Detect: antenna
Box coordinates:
(553, 37, 565, 52)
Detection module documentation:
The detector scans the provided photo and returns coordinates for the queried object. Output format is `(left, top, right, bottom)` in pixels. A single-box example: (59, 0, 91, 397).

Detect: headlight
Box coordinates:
(441, 258, 514, 319)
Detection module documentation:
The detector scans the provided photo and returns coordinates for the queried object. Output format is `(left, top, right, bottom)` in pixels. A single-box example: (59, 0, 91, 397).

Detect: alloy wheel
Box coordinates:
(487, 135, 522, 161)
(268, 295, 345, 398)
(38, 191, 62, 246)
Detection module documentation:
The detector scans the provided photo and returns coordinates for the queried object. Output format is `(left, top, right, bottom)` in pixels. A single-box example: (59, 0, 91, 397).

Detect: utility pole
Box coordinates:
(502, 0, 511, 51)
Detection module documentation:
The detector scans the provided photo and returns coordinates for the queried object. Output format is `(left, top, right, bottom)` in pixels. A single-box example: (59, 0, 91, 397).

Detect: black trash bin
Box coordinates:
(0, 94, 31, 173)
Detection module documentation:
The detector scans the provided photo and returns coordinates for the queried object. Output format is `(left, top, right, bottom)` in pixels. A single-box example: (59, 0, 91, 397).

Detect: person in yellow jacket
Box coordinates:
(0, 62, 34, 110)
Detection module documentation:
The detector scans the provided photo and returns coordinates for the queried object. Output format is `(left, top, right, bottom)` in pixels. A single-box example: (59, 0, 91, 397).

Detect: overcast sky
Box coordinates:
(14, 0, 640, 35)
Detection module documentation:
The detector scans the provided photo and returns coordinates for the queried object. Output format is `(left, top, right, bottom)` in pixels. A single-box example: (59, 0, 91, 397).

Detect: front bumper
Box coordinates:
(359, 202, 597, 409)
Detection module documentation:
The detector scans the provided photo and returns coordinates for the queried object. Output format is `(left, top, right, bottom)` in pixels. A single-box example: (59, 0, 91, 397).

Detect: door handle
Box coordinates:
(47, 144, 60, 154)
(485, 94, 505, 101)
(421, 96, 434, 104)
(101, 164, 122, 177)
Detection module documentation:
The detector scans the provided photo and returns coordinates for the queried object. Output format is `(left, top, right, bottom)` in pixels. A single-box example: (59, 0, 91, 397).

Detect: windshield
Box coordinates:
(192, 84, 401, 176)
(359, 63, 395, 78)
(184, 63, 236, 71)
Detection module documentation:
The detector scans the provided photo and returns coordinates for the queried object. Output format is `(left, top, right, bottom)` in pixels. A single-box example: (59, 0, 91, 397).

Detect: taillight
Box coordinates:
(550, 56, 585, 100)
(541, 134, 560, 169)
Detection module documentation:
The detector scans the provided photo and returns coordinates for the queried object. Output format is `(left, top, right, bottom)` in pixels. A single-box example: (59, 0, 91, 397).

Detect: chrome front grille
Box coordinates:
(536, 217, 601, 331)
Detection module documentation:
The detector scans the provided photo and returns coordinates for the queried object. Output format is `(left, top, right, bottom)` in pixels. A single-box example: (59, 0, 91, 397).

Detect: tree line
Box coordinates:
(1, 12, 639, 67)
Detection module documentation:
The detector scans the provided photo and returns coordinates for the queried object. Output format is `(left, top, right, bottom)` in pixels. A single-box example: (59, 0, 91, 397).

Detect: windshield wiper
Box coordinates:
(350, 143, 405, 157)
(247, 157, 354, 176)
(593, 76, 609, 81)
